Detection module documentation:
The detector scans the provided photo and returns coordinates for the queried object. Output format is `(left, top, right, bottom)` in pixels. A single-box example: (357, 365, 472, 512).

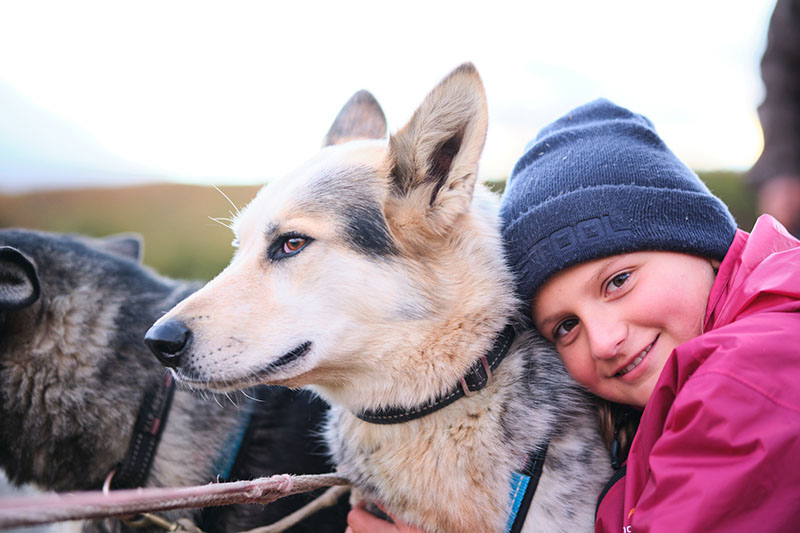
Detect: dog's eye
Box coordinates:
(269, 233, 312, 261)
(284, 237, 307, 254)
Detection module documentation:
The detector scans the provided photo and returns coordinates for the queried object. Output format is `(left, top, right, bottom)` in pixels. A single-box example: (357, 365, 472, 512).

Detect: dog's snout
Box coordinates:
(145, 319, 191, 368)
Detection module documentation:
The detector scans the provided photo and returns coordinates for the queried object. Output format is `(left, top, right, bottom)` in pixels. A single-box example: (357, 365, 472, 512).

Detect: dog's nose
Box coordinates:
(145, 319, 191, 368)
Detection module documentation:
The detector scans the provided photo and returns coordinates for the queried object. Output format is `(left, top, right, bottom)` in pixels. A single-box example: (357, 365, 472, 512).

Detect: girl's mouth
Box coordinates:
(616, 339, 655, 377)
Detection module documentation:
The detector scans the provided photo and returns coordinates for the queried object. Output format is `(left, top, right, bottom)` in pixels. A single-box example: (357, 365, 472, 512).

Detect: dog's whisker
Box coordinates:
(240, 389, 261, 403)
(212, 184, 242, 217)
(248, 373, 269, 400)
(224, 391, 237, 407)
(208, 216, 234, 230)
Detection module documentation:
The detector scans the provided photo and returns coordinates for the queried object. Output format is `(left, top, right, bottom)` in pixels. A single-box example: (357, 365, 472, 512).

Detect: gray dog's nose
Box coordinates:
(145, 319, 191, 368)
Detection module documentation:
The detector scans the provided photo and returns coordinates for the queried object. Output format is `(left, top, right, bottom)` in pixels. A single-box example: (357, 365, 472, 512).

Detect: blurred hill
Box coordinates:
(0, 183, 260, 281)
(0, 173, 756, 281)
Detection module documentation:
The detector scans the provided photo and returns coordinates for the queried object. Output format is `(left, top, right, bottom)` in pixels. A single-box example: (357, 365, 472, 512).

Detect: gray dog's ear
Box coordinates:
(323, 90, 387, 147)
(97, 233, 144, 263)
(0, 246, 40, 310)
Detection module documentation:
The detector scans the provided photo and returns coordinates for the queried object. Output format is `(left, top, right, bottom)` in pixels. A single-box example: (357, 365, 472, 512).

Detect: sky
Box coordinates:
(0, 0, 778, 193)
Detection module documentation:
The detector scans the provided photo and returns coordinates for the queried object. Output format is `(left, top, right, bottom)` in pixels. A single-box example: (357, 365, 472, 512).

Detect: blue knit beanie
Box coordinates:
(500, 98, 737, 308)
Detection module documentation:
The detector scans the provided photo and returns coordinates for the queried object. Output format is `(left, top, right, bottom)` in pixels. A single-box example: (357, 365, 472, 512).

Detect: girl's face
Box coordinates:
(532, 251, 718, 408)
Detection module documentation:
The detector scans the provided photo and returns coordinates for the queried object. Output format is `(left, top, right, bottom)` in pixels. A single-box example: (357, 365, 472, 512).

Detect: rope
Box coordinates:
(0, 473, 350, 530)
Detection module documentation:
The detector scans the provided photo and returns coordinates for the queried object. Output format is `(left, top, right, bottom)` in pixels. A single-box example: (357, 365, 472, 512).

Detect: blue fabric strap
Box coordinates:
(505, 442, 549, 533)
(506, 472, 531, 532)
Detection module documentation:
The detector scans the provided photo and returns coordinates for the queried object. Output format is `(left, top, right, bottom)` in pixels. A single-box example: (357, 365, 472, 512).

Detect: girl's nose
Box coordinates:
(585, 317, 627, 360)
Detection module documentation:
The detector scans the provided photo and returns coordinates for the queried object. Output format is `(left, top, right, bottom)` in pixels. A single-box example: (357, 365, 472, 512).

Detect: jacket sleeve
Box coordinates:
(630, 328, 800, 532)
(748, 0, 800, 187)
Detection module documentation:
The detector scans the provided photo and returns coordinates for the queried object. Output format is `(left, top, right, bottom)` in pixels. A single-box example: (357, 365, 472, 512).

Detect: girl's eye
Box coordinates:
(283, 237, 308, 254)
(554, 317, 579, 340)
(606, 272, 630, 294)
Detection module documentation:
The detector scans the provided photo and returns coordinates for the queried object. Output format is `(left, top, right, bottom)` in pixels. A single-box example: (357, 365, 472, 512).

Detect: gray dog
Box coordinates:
(0, 228, 348, 532)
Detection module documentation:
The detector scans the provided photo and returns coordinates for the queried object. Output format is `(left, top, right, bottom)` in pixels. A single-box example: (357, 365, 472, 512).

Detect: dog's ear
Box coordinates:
(323, 90, 387, 147)
(96, 233, 144, 263)
(386, 63, 488, 236)
(0, 246, 40, 310)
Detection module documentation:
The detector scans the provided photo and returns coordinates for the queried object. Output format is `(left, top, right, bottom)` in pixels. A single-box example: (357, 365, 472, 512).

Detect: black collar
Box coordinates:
(110, 372, 176, 489)
(355, 324, 516, 424)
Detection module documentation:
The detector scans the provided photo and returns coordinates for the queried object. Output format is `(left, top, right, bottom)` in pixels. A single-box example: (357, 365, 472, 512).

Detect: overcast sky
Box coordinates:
(0, 0, 777, 193)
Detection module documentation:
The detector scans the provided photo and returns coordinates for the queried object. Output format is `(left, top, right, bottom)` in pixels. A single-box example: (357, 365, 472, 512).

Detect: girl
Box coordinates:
(500, 99, 800, 531)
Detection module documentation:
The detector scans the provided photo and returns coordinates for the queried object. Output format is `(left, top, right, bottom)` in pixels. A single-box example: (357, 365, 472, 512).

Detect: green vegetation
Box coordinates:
(0, 173, 757, 281)
(698, 170, 758, 230)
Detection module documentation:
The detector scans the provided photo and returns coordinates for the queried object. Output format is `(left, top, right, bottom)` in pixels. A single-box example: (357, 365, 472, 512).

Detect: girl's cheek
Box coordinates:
(558, 348, 593, 386)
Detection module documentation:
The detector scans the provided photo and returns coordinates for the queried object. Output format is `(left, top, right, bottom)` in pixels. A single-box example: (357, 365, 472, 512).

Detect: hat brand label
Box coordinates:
(529, 215, 632, 261)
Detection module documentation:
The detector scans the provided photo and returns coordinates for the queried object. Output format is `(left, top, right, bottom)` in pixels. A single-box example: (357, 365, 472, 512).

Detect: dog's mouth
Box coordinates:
(173, 341, 313, 392)
(269, 341, 312, 369)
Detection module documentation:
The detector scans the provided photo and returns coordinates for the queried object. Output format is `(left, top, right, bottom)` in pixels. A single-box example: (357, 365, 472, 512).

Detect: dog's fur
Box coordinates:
(0, 229, 348, 532)
(148, 64, 612, 531)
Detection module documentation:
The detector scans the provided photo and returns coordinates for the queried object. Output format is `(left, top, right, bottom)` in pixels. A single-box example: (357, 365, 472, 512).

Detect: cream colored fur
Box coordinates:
(153, 63, 610, 532)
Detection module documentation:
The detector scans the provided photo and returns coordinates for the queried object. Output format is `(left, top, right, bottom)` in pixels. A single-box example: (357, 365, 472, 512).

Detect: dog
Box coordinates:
(0, 228, 349, 532)
(145, 63, 613, 532)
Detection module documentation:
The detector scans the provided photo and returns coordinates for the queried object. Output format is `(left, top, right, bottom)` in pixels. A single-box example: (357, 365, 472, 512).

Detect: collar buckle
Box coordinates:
(459, 355, 492, 397)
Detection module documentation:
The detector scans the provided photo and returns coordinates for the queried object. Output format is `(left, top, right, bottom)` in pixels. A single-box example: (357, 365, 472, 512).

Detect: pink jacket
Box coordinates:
(596, 215, 800, 532)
